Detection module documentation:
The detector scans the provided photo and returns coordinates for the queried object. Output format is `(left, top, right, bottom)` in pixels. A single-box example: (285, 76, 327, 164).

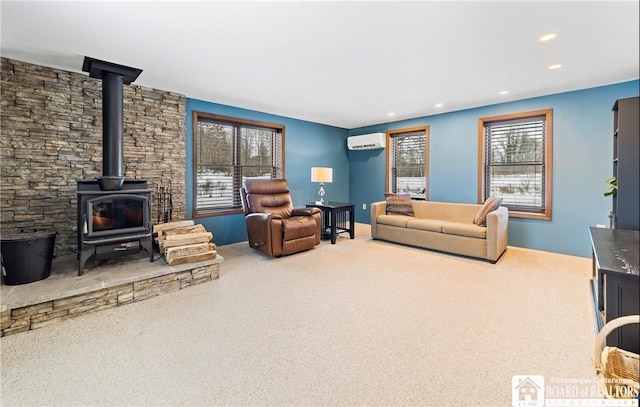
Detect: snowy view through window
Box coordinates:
(195, 117, 282, 211)
(485, 119, 546, 209)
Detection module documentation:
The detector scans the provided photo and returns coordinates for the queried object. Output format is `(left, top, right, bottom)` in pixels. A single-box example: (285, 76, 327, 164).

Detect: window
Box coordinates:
(478, 109, 552, 220)
(386, 126, 429, 200)
(193, 112, 284, 217)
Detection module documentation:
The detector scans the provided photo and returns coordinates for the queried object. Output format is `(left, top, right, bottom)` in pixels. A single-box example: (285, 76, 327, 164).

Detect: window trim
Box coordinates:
(477, 109, 552, 220)
(385, 125, 430, 200)
(192, 111, 285, 218)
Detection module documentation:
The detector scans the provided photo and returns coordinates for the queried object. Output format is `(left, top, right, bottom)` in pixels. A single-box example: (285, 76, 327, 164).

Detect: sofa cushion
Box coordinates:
(385, 193, 414, 216)
(442, 222, 487, 239)
(377, 214, 411, 228)
(406, 219, 447, 233)
(473, 196, 503, 226)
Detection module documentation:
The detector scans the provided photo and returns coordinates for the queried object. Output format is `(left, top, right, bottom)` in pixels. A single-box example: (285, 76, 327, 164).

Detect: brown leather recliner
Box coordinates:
(240, 179, 322, 257)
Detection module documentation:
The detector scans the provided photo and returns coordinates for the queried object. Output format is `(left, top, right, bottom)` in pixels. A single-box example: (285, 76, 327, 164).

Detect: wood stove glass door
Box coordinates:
(85, 194, 150, 239)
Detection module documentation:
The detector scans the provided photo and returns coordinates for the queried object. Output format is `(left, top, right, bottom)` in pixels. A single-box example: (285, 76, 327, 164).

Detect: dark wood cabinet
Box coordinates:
(612, 97, 639, 230)
(590, 227, 639, 354)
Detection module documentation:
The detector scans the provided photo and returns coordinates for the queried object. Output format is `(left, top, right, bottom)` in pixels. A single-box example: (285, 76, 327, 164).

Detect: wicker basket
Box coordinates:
(594, 315, 640, 399)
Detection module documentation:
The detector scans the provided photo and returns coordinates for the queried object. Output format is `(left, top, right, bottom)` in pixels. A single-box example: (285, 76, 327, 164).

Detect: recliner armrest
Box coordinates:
(246, 213, 272, 222)
(248, 213, 282, 220)
(292, 207, 320, 216)
(245, 213, 272, 249)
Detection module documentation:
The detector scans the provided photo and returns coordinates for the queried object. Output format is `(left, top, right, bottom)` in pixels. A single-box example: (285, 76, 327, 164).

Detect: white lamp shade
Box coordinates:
(311, 167, 333, 183)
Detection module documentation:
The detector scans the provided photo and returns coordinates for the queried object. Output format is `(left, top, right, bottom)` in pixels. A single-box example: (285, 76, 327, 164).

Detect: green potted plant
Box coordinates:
(603, 176, 617, 197)
(604, 176, 617, 228)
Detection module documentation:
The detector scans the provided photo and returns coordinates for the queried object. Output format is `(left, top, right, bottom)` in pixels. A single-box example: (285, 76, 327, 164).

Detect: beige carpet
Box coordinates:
(0, 223, 595, 406)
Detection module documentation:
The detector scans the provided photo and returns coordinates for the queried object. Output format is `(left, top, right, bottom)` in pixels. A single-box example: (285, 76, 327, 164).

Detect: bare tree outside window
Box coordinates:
(478, 109, 552, 220)
(386, 126, 429, 200)
(193, 112, 284, 217)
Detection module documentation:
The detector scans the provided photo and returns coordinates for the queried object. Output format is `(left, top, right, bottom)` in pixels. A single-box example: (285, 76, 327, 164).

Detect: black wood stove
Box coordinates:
(77, 57, 153, 275)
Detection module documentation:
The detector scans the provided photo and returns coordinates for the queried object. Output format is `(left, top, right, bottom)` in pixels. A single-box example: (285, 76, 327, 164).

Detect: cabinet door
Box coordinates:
(605, 273, 640, 353)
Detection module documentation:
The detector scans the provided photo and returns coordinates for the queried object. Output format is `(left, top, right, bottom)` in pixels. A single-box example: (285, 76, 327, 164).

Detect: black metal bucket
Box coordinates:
(1, 230, 56, 285)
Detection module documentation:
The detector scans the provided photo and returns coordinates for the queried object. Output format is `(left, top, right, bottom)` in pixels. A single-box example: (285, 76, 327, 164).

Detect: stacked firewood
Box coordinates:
(153, 220, 216, 265)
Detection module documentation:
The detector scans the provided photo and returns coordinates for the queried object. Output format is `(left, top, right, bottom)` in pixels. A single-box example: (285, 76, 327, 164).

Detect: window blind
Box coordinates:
(483, 116, 546, 212)
(390, 130, 426, 199)
(195, 116, 283, 212)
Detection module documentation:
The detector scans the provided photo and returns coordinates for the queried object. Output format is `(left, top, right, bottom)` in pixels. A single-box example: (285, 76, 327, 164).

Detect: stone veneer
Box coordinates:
(0, 57, 187, 256)
(0, 256, 222, 337)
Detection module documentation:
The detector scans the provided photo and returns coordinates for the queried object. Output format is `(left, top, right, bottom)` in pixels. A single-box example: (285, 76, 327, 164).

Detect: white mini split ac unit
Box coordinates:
(347, 133, 386, 150)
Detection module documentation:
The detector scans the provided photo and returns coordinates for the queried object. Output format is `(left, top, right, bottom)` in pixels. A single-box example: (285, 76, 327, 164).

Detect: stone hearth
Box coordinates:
(1, 252, 222, 336)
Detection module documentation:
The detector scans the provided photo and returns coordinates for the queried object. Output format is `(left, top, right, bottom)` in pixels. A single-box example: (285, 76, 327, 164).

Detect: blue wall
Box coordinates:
(186, 99, 349, 245)
(348, 80, 639, 257)
(185, 81, 638, 257)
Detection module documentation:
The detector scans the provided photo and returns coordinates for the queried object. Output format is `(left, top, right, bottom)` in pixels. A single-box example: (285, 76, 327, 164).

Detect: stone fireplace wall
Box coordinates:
(1, 58, 187, 256)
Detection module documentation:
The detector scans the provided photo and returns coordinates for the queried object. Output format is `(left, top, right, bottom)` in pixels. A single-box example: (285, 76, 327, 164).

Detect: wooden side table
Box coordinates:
(305, 202, 355, 244)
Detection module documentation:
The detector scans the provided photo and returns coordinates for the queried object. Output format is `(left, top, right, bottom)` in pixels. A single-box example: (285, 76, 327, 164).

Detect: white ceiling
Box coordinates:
(1, 1, 639, 129)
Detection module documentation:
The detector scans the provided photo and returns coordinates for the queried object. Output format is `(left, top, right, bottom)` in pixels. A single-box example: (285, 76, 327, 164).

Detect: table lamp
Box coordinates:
(311, 167, 333, 204)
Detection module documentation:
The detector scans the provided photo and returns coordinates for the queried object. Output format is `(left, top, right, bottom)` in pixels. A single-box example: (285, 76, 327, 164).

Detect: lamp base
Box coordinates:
(317, 183, 326, 205)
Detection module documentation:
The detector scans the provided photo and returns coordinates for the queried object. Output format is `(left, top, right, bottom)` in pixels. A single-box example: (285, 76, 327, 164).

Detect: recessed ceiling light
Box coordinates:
(388, 112, 396, 117)
(499, 90, 509, 95)
(548, 63, 563, 70)
(539, 33, 557, 42)
(435, 103, 443, 108)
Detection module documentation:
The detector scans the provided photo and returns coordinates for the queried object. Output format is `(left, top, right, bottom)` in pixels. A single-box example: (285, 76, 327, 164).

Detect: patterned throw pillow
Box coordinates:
(385, 193, 414, 216)
(473, 196, 503, 226)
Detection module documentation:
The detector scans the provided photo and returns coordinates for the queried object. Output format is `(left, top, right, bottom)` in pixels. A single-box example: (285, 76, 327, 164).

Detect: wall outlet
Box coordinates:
(362, 203, 366, 210)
